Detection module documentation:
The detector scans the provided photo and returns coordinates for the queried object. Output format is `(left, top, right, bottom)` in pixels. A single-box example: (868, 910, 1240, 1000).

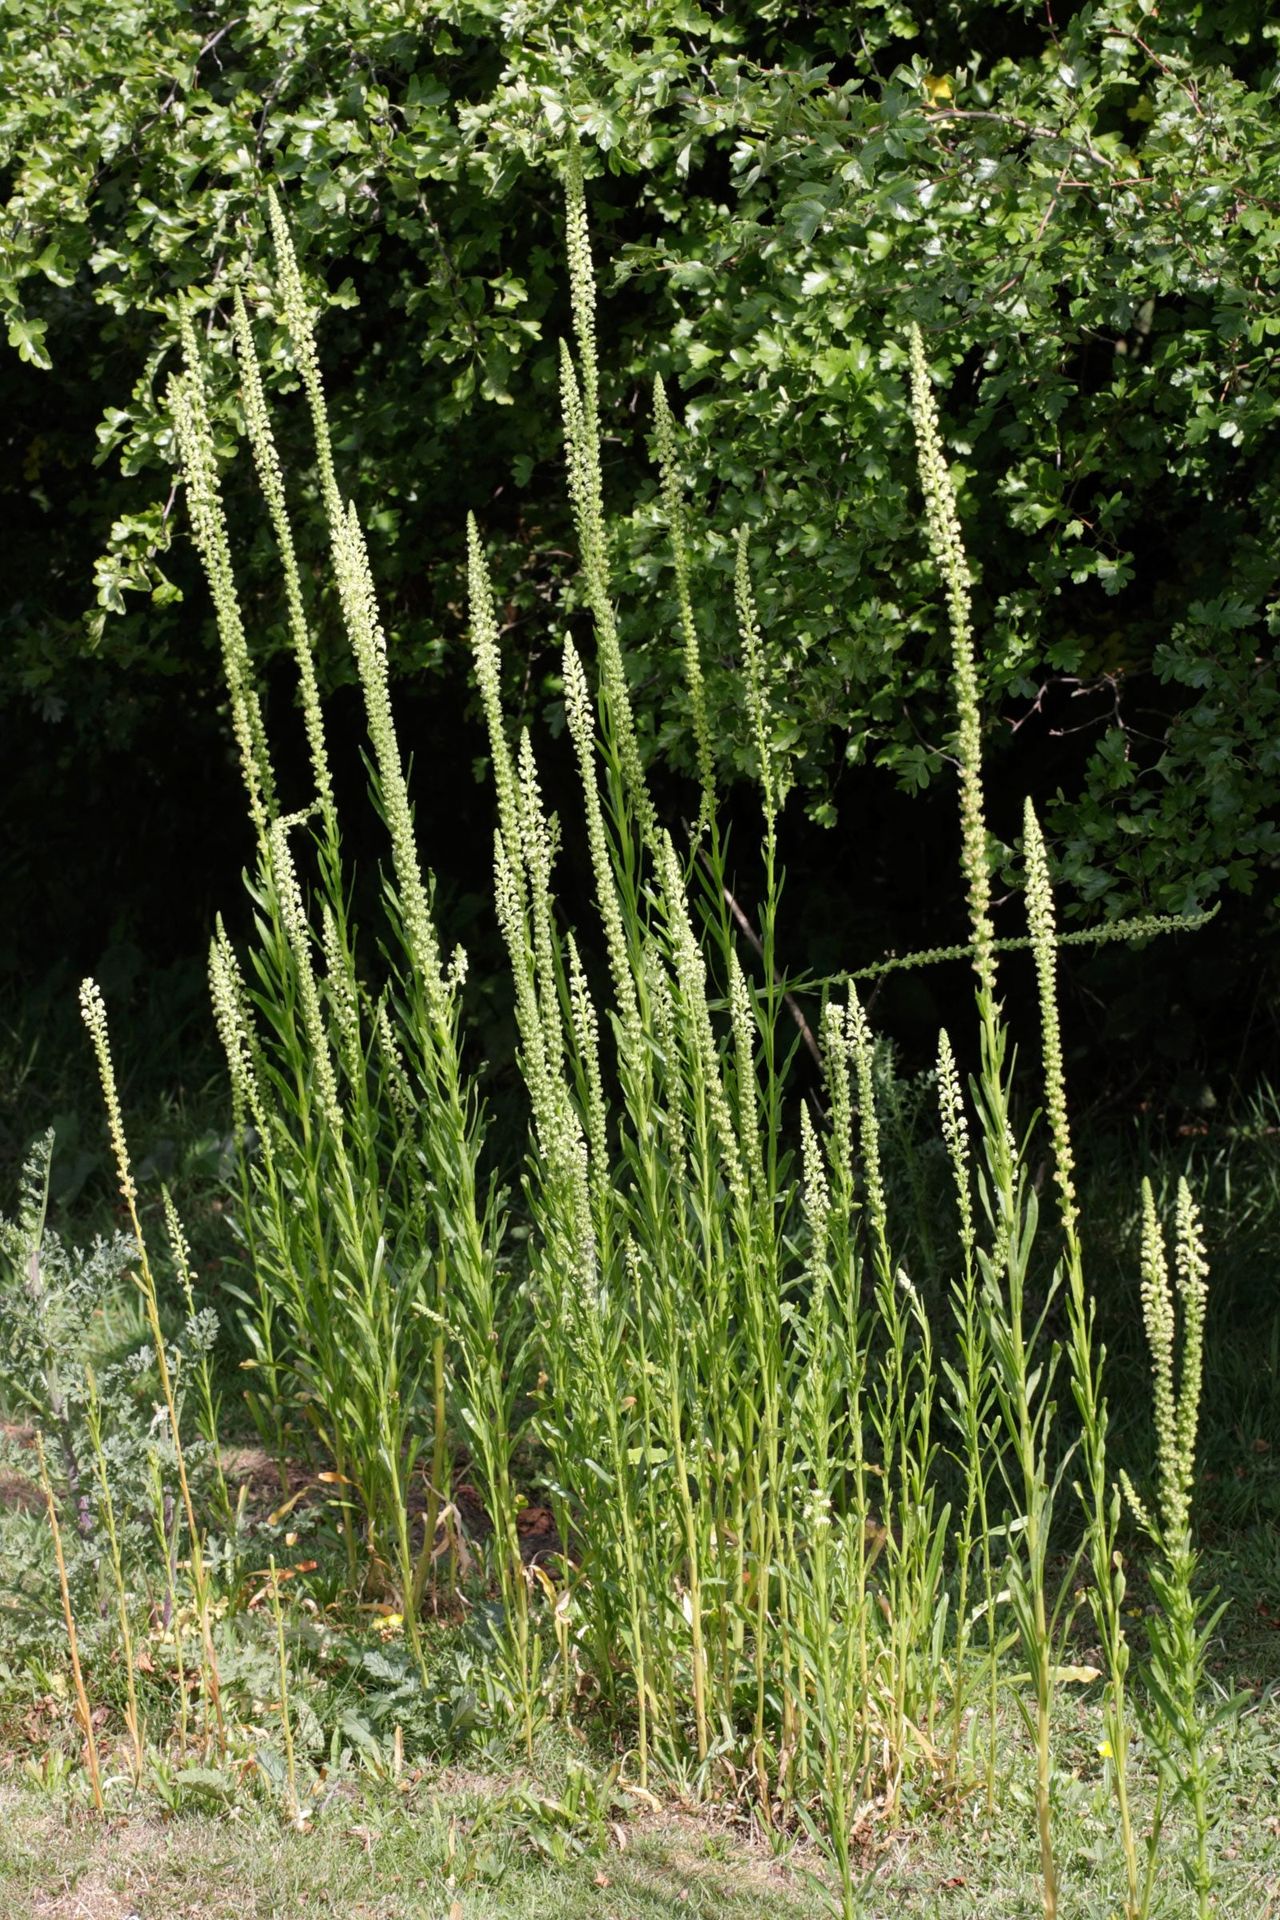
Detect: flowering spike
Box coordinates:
(908, 322, 995, 997)
(1024, 800, 1078, 1243)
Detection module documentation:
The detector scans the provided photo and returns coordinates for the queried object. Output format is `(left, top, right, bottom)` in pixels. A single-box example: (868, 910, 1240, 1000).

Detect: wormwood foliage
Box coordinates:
(0, 1132, 136, 1516)
(60, 165, 1222, 1918)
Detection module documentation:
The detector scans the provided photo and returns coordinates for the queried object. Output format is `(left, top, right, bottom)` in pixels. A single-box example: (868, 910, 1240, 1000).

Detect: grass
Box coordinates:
(2, 1672, 1277, 1918)
(0, 1786, 812, 1920)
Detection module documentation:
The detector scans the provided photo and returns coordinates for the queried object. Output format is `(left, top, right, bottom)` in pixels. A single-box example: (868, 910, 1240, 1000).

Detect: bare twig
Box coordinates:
(694, 842, 823, 1071)
(37, 1433, 104, 1812)
(926, 107, 1111, 171)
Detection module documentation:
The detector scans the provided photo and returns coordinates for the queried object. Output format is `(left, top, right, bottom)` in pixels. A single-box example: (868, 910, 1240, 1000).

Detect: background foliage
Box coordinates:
(2, 0, 1278, 1103)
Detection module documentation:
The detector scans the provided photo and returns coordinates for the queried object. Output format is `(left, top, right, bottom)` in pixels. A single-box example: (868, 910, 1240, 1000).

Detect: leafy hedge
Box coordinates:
(3, 0, 1279, 933)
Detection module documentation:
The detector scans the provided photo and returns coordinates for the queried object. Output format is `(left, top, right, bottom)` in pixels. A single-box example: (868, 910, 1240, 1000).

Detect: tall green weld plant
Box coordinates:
(170, 202, 532, 1724)
(134, 161, 1215, 1920)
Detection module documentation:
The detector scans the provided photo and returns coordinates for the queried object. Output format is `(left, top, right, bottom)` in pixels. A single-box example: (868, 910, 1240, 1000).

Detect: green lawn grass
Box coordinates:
(4, 1683, 1278, 1920)
(0, 1784, 811, 1920)
(2, 1613, 1278, 1920)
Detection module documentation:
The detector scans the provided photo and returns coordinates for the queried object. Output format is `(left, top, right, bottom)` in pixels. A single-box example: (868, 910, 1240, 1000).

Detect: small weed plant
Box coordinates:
(9, 158, 1231, 1919)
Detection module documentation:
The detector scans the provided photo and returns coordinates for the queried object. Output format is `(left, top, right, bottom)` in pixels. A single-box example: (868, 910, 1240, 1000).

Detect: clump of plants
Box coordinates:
(15, 155, 1226, 1920)
(0, 1129, 137, 1530)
